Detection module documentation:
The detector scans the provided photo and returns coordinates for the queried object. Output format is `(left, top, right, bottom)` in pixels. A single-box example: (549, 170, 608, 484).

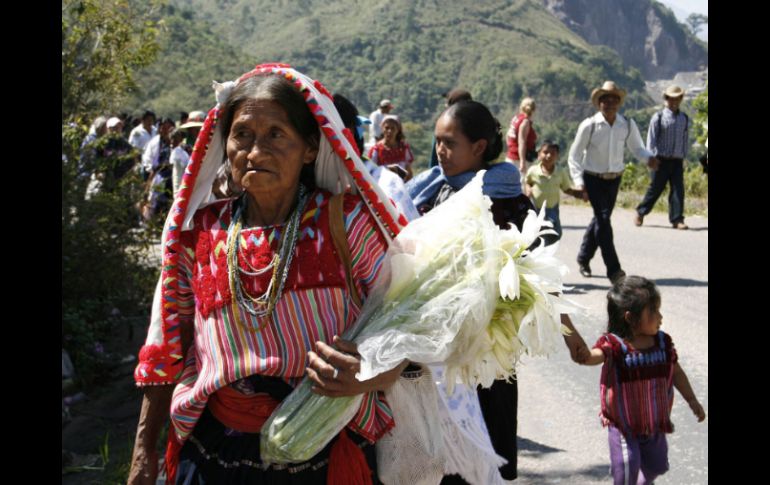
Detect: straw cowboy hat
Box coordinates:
(663, 85, 686, 99)
(591, 81, 627, 108)
(179, 110, 206, 129)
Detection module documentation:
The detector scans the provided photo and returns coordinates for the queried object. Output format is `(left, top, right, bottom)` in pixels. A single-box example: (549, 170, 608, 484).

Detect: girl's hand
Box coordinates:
(574, 343, 593, 364)
(688, 399, 706, 422)
(306, 336, 407, 397)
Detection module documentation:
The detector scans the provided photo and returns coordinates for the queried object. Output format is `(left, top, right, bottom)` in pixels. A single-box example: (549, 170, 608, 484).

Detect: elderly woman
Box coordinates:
(128, 64, 409, 485)
(407, 100, 588, 483)
(504, 97, 538, 177)
(368, 114, 414, 181)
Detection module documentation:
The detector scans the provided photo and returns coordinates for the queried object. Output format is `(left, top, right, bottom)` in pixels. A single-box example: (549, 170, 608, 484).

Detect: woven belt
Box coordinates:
(584, 170, 623, 180)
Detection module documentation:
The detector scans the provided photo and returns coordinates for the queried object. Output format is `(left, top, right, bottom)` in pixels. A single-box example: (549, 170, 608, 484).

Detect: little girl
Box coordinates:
(582, 275, 705, 485)
(368, 114, 414, 181)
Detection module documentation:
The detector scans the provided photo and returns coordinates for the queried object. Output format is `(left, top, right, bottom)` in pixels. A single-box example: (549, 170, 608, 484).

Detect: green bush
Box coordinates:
(62, 124, 158, 386)
(617, 160, 708, 216)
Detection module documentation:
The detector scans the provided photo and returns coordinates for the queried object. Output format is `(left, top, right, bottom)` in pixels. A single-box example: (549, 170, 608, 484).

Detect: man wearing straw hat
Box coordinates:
(568, 81, 659, 283)
(179, 110, 206, 152)
(635, 85, 691, 230)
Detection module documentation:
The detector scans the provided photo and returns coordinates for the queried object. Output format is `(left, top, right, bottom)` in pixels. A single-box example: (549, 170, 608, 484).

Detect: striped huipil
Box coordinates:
(168, 190, 394, 445)
(594, 331, 678, 438)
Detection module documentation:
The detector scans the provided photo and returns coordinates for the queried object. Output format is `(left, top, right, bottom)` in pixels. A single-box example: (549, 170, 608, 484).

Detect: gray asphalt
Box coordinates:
(515, 204, 708, 484)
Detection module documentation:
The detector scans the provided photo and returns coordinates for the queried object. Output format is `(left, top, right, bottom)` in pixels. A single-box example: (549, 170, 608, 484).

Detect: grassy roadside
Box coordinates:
(562, 191, 708, 218)
(561, 161, 708, 218)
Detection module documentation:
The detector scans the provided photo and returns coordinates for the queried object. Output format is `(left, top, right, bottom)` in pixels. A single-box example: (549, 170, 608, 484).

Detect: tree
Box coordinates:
(62, 0, 165, 385)
(62, 0, 165, 124)
(686, 13, 708, 36)
(691, 84, 708, 145)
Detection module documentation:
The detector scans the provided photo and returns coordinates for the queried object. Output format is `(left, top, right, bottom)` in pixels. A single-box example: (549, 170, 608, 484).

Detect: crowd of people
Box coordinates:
(79, 64, 705, 485)
(77, 109, 207, 221)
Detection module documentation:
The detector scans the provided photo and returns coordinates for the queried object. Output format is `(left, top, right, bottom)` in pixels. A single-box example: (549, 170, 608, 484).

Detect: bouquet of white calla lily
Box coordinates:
(260, 171, 577, 463)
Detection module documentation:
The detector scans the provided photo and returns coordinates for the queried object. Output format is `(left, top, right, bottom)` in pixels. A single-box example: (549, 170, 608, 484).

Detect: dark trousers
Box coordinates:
(578, 174, 622, 278)
(636, 157, 685, 224)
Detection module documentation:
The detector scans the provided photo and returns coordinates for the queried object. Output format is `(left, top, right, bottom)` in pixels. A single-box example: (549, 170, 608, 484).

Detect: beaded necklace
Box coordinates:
(226, 185, 309, 332)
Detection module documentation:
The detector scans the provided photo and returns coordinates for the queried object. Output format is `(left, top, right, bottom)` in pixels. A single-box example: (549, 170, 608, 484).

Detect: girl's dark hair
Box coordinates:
(443, 101, 503, 164)
(219, 74, 320, 190)
(606, 275, 661, 339)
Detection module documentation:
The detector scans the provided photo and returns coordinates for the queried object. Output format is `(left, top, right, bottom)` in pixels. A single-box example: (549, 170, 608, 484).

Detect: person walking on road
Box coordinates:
(567, 81, 659, 283)
(635, 85, 691, 230)
(581, 275, 706, 485)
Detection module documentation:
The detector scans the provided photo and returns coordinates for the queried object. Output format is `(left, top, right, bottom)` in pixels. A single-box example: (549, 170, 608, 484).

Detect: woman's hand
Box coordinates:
(306, 336, 407, 397)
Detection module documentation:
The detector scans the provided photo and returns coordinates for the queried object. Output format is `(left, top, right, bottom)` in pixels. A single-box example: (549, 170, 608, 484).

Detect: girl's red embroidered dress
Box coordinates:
(593, 331, 678, 438)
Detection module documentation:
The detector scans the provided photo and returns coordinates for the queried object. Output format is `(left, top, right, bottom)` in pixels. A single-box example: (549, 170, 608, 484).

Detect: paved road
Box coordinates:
(515, 204, 708, 484)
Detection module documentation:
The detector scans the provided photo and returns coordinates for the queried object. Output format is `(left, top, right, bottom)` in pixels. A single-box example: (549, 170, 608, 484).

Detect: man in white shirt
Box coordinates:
(368, 99, 394, 147)
(567, 81, 659, 283)
(129, 110, 158, 153)
(141, 117, 176, 175)
(169, 128, 191, 196)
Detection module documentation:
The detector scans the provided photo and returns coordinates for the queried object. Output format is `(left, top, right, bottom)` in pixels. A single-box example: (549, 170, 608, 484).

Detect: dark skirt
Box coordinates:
(441, 378, 518, 484)
(176, 375, 381, 484)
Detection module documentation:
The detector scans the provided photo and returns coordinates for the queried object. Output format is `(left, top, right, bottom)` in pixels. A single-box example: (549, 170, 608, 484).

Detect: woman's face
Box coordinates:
(434, 113, 486, 177)
(525, 105, 535, 118)
(226, 99, 318, 200)
(382, 120, 399, 145)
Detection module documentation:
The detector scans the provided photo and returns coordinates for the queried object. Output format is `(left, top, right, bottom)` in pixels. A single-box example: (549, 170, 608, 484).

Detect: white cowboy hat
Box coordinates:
(591, 81, 627, 108)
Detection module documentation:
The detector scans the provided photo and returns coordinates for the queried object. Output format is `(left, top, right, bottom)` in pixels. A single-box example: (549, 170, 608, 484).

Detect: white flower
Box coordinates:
(499, 253, 520, 300)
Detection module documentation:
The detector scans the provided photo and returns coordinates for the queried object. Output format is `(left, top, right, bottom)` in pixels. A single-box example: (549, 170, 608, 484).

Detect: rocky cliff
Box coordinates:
(542, 0, 707, 80)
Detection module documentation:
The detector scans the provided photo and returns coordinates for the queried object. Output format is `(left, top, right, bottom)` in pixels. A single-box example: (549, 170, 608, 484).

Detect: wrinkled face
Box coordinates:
(382, 120, 399, 144)
(633, 303, 662, 337)
(598, 95, 621, 118)
(538, 146, 559, 170)
(226, 99, 318, 199)
(664, 95, 683, 112)
(434, 113, 485, 177)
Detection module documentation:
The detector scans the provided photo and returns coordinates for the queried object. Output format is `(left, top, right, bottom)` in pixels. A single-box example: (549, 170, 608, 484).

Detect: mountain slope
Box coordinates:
(542, 0, 707, 79)
(134, 0, 648, 126)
